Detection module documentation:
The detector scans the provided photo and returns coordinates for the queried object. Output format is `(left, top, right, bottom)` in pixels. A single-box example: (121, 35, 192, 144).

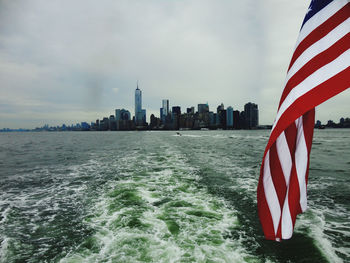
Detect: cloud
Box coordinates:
(0, 0, 348, 128)
(112, 88, 119, 94)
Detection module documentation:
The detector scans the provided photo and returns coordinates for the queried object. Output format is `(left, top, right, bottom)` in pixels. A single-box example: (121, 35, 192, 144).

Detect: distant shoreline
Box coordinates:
(2, 126, 350, 133)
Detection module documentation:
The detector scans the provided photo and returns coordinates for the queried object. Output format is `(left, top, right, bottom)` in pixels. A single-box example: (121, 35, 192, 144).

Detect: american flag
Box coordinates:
(257, 0, 350, 241)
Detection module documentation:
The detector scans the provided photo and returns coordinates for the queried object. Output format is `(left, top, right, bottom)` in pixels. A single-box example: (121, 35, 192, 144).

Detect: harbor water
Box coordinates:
(0, 130, 349, 262)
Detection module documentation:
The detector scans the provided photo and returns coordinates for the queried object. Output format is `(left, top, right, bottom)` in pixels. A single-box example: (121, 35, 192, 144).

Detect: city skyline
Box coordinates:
(1, 81, 349, 130)
(3, 83, 348, 132)
(89, 84, 261, 131)
(0, 0, 349, 129)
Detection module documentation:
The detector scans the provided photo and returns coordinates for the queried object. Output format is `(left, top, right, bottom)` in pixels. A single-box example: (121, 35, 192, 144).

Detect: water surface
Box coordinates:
(0, 130, 349, 262)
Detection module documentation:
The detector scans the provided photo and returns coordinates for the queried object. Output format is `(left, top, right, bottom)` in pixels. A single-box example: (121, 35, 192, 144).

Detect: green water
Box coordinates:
(0, 130, 349, 262)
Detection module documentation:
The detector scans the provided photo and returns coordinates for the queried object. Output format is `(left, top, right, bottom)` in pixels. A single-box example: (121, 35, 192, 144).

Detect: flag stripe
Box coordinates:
(273, 48, 350, 137)
(276, 132, 292, 184)
(286, 19, 350, 89)
(268, 66, 349, 159)
(280, 121, 298, 239)
(289, 3, 349, 71)
(294, 117, 308, 212)
(257, 173, 275, 239)
(280, 31, 350, 108)
(263, 151, 281, 236)
(299, 1, 348, 45)
(269, 143, 287, 208)
(287, 157, 302, 223)
(281, 186, 293, 239)
(302, 110, 315, 188)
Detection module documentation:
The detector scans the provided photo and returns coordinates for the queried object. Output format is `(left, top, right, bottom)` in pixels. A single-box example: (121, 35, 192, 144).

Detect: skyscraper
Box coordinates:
(115, 109, 121, 121)
(135, 83, 142, 125)
(226, 106, 233, 128)
(172, 106, 181, 130)
(172, 106, 181, 116)
(244, 102, 259, 129)
(217, 103, 226, 128)
(198, 104, 209, 114)
(161, 99, 169, 123)
(233, 110, 240, 129)
(162, 99, 169, 116)
(116, 109, 131, 121)
(160, 108, 164, 121)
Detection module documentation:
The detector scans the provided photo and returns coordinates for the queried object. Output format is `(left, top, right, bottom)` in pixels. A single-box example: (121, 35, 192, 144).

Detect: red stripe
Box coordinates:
(271, 145, 284, 239)
(302, 109, 315, 187)
(284, 122, 297, 156)
(302, 110, 315, 155)
(280, 33, 350, 108)
(257, 161, 276, 240)
(288, 3, 350, 71)
(277, 216, 282, 240)
(285, 122, 301, 233)
(288, 163, 302, 228)
(269, 143, 287, 208)
(264, 66, 350, 163)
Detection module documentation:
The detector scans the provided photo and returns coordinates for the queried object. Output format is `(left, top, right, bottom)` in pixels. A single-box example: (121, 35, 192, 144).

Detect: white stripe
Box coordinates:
(276, 132, 294, 239)
(276, 131, 292, 185)
(281, 187, 293, 239)
(298, 0, 348, 46)
(294, 116, 308, 211)
(287, 18, 350, 83)
(263, 150, 281, 235)
(272, 48, 350, 132)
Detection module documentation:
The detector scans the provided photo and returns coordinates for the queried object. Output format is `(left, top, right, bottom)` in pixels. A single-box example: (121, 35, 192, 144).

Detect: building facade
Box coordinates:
(161, 99, 169, 123)
(135, 84, 142, 125)
(244, 102, 259, 129)
(226, 106, 233, 128)
(134, 83, 147, 126)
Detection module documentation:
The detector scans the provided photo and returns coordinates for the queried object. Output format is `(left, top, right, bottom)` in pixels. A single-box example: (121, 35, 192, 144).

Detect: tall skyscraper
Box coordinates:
(160, 108, 164, 120)
(226, 106, 234, 128)
(244, 102, 259, 129)
(116, 109, 131, 121)
(141, 109, 146, 124)
(233, 110, 240, 129)
(161, 99, 169, 123)
(172, 106, 181, 130)
(115, 109, 121, 121)
(162, 99, 169, 116)
(198, 103, 209, 114)
(172, 106, 181, 116)
(134, 82, 147, 126)
(135, 82, 142, 125)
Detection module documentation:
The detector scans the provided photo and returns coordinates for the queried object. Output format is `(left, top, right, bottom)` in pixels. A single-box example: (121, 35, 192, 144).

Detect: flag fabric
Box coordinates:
(257, 0, 350, 241)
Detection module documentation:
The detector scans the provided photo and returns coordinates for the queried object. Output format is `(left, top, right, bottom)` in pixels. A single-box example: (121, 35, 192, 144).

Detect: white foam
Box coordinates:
(60, 143, 256, 262)
(0, 237, 10, 263)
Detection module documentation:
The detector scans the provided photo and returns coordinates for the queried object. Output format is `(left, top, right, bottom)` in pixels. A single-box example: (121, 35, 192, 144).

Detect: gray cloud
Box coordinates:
(0, 0, 348, 128)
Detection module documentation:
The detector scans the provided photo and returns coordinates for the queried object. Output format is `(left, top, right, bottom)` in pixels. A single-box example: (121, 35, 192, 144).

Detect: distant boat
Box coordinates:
(176, 132, 182, 136)
(200, 128, 209, 131)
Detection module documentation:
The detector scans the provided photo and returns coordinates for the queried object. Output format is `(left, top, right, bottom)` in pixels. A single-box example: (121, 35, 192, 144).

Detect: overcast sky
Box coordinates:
(0, 0, 349, 128)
